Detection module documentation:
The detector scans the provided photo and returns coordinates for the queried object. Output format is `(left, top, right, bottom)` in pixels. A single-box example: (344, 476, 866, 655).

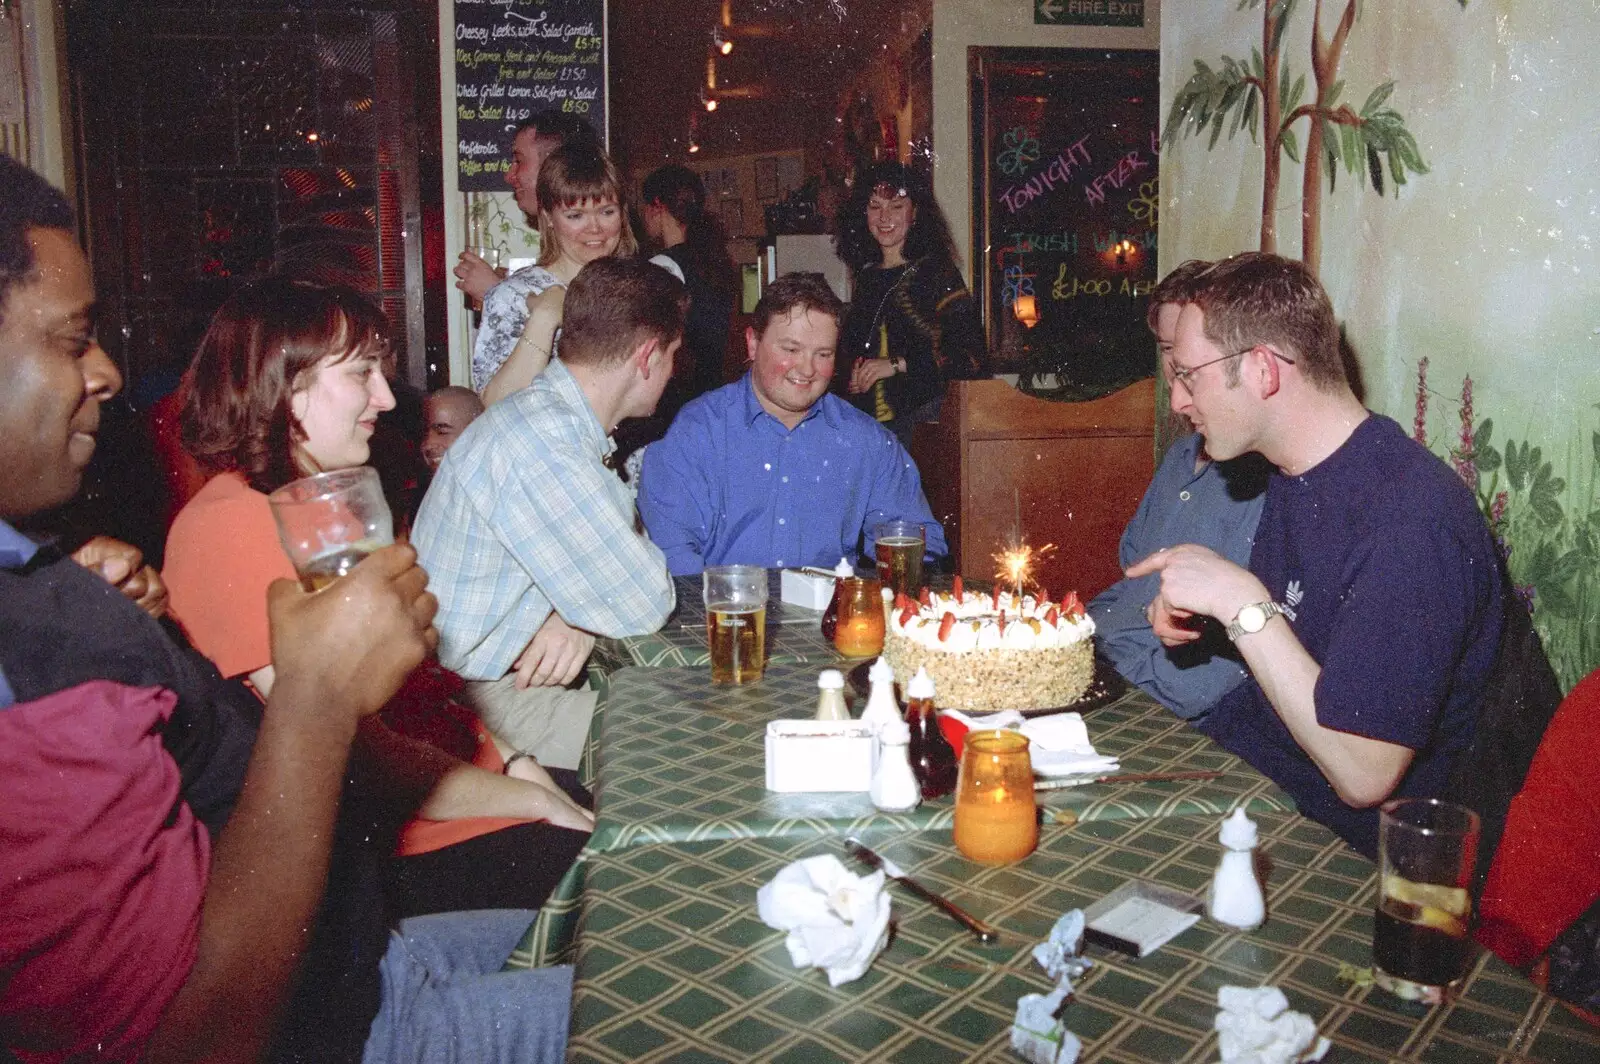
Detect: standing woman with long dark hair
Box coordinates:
(834, 161, 987, 447)
(640, 165, 739, 400)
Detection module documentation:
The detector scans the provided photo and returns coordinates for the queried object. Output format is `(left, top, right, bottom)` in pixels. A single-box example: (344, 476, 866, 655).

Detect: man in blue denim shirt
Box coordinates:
(640, 273, 946, 576)
(1090, 260, 1268, 720)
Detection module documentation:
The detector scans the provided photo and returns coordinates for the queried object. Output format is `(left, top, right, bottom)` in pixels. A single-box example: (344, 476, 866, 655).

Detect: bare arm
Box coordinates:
(146, 545, 436, 1064)
(250, 664, 592, 832)
(1128, 545, 1413, 807)
(352, 717, 594, 831)
(481, 286, 564, 406)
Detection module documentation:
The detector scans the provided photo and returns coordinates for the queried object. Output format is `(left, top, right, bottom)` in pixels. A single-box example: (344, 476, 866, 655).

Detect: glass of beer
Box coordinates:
(268, 467, 394, 591)
(1372, 798, 1480, 1004)
(702, 565, 767, 684)
(874, 520, 925, 601)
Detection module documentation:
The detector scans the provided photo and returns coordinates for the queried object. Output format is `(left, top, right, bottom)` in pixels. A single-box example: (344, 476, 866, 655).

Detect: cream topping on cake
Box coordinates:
(889, 586, 1094, 653)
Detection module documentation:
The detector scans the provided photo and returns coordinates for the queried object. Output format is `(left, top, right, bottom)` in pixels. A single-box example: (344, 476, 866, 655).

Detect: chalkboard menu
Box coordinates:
(454, 0, 605, 191)
(970, 48, 1159, 400)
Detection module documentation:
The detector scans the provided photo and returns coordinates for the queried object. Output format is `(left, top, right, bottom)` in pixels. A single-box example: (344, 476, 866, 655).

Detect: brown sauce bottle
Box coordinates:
(904, 666, 957, 799)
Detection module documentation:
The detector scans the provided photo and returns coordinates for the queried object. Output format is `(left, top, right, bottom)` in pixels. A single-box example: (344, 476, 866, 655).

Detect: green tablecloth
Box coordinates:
(564, 811, 1600, 1063)
(591, 573, 840, 676)
(508, 663, 1293, 967)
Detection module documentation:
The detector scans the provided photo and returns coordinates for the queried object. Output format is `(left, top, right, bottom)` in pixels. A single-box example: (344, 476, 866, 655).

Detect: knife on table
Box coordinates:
(844, 837, 1000, 944)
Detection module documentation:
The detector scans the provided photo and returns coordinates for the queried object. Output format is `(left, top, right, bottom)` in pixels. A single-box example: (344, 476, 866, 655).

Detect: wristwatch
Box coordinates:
(1226, 600, 1284, 642)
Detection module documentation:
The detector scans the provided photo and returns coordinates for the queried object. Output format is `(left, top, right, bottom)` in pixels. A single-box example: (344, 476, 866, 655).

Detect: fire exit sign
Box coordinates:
(1035, 0, 1145, 27)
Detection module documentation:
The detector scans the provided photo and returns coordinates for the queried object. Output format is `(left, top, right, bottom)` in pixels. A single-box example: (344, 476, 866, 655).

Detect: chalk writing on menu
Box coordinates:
(454, 0, 605, 192)
(975, 50, 1159, 396)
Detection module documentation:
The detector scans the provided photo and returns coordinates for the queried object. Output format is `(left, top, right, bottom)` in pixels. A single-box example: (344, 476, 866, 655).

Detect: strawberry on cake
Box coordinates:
(882, 577, 1096, 713)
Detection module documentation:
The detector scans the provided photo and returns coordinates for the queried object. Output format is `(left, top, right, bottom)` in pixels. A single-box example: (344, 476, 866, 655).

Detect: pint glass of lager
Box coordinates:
(1373, 798, 1480, 1004)
(702, 565, 768, 684)
(268, 467, 394, 591)
(874, 520, 925, 600)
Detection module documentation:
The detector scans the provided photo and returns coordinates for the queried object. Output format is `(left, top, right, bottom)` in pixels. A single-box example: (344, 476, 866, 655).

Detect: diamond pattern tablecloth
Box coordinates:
(564, 812, 1600, 1063)
(592, 573, 841, 677)
(507, 663, 1294, 968)
(588, 663, 1293, 850)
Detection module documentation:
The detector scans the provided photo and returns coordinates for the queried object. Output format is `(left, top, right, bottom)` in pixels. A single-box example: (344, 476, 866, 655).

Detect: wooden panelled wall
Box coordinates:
(914, 378, 1155, 601)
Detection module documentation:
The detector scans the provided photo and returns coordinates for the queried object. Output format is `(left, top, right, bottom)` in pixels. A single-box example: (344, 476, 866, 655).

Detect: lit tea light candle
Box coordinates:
(953, 730, 1038, 865)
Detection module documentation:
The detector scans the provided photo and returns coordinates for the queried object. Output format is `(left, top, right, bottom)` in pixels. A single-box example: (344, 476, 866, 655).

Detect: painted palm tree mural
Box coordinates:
(1160, 0, 1462, 276)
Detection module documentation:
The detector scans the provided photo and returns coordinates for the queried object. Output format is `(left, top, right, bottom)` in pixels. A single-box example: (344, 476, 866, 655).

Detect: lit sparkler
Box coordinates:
(993, 542, 1056, 599)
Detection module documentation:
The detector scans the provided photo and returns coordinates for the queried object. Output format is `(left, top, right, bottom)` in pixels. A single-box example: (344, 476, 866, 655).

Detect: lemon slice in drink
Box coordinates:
(1382, 873, 1469, 937)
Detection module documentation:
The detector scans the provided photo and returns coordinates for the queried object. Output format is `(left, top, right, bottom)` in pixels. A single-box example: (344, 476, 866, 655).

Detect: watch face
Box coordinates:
(1237, 604, 1267, 633)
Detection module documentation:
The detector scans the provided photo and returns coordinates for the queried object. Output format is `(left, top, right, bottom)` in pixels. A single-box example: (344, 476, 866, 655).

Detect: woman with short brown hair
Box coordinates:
(472, 143, 638, 404)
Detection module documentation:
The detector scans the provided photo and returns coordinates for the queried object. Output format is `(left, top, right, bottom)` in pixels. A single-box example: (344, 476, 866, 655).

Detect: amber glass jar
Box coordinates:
(953, 730, 1038, 864)
(832, 576, 886, 658)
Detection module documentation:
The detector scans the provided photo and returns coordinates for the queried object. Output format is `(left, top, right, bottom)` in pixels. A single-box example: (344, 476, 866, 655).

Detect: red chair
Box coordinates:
(1476, 668, 1600, 1016)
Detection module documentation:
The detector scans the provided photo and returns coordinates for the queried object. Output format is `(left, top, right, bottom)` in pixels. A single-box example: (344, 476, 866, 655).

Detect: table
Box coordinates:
(563, 811, 1600, 1063)
(591, 572, 840, 677)
(508, 664, 1293, 967)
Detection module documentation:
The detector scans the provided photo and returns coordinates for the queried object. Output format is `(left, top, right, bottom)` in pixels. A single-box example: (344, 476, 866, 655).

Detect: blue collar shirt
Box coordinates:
(0, 518, 42, 708)
(638, 374, 947, 576)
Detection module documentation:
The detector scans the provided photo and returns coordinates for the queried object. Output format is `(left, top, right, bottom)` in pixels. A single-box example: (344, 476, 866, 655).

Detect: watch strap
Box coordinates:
(1226, 600, 1284, 642)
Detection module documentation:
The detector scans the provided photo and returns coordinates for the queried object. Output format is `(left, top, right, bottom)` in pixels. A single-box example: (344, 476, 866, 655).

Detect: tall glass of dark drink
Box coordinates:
(1373, 798, 1480, 1004)
(874, 520, 925, 600)
(267, 468, 394, 591)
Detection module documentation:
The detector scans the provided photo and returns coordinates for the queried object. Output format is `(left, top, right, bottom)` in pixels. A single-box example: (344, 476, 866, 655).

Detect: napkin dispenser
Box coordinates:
(780, 568, 835, 610)
(765, 720, 874, 792)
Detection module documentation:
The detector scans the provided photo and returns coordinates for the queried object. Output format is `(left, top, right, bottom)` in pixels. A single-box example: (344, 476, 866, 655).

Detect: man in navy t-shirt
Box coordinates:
(1127, 253, 1502, 858)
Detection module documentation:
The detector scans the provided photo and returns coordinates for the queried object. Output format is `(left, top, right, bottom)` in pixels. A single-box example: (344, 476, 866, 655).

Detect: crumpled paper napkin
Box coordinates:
(1011, 910, 1093, 1064)
(939, 711, 1121, 778)
(1011, 981, 1082, 1064)
(756, 855, 891, 986)
(1214, 986, 1330, 1064)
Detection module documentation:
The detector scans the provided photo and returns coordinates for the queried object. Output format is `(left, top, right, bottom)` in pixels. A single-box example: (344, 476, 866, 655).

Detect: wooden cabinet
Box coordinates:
(912, 378, 1156, 601)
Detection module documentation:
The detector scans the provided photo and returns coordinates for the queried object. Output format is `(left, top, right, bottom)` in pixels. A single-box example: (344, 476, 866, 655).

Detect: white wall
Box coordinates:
(930, 0, 1159, 281)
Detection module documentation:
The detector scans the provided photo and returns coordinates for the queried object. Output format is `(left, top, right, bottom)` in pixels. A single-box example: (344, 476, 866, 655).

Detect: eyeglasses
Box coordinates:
(1167, 345, 1296, 392)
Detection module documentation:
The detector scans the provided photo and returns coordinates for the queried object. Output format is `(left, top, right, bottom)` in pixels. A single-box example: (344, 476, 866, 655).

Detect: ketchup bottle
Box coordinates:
(904, 666, 958, 799)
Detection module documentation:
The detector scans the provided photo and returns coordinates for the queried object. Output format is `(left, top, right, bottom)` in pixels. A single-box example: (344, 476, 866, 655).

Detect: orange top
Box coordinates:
(165, 472, 528, 855)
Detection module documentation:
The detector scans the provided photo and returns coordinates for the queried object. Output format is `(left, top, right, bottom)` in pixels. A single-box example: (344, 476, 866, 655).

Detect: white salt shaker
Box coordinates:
(858, 658, 902, 732)
(1207, 807, 1265, 931)
(870, 719, 921, 812)
(814, 669, 851, 722)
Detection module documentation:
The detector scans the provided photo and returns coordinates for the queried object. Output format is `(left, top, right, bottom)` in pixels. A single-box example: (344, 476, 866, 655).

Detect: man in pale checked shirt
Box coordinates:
(415, 259, 685, 769)
(639, 272, 946, 576)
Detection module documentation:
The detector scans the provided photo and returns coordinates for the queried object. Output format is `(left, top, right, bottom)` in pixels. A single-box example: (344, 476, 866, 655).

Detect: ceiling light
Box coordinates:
(704, 97, 718, 112)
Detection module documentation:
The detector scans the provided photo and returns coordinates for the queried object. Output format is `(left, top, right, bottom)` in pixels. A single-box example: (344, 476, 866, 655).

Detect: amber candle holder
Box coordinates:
(833, 576, 886, 658)
(953, 730, 1038, 865)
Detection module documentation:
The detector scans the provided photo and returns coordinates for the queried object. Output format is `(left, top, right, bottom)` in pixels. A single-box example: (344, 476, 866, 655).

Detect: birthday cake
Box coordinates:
(882, 578, 1096, 713)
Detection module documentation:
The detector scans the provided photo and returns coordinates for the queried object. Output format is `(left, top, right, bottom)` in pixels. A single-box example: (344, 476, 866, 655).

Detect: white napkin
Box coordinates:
(1032, 910, 1093, 983)
(1010, 982, 1081, 1064)
(756, 855, 891, 986)
(1020, 714, 1120, 778)
(937, 710, 1120, 779)
(1214, 986, 1329, 1064)
(1011, 909, 1092, 1064)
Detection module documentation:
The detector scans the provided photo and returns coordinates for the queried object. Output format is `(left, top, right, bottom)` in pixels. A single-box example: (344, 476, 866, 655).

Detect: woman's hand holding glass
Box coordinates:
(454, 249, 505, 303)
(849, 356, 898, 394)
